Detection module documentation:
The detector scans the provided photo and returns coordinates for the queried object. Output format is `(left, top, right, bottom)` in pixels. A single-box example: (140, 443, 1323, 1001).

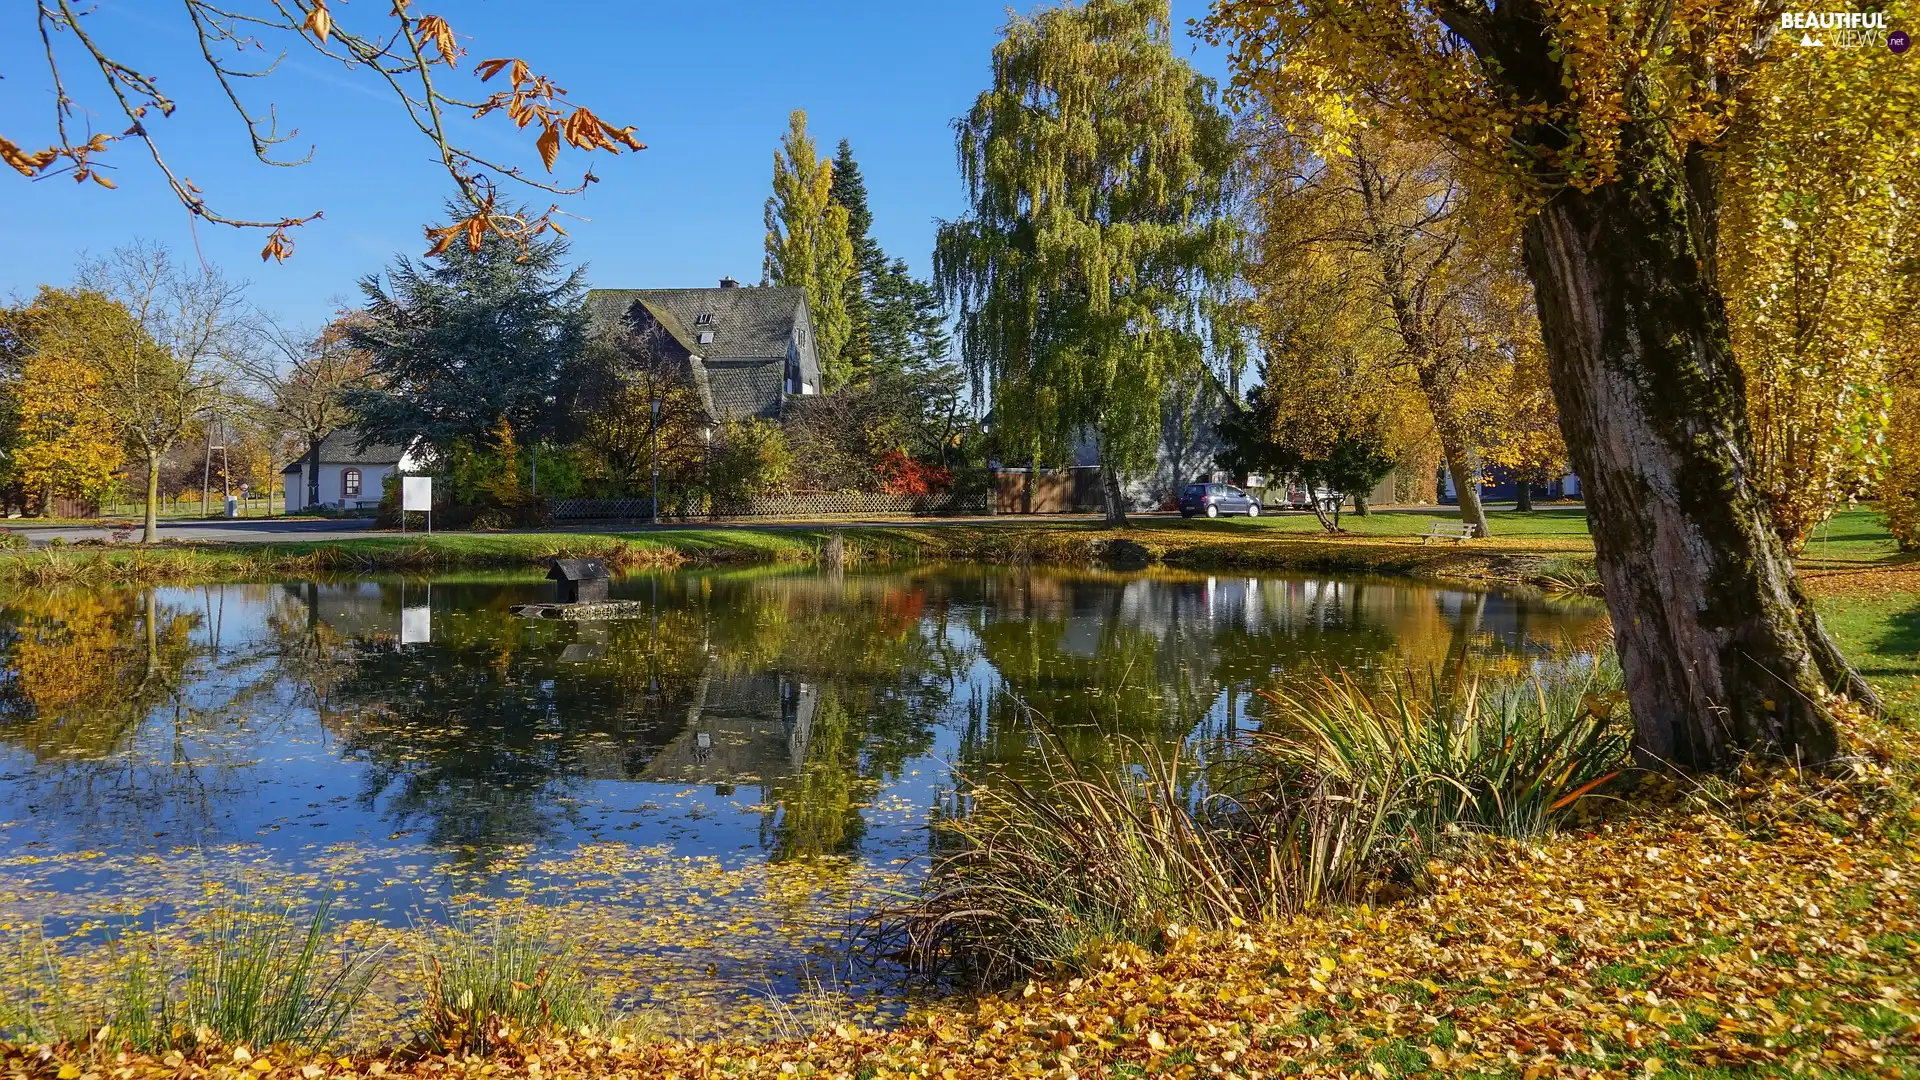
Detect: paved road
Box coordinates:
(4, 513, 1125, 545)
(7, 516, 383, 544)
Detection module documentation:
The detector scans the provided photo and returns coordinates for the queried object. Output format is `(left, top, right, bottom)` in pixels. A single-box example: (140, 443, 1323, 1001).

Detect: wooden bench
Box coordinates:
(1421, 521, 1479, 544)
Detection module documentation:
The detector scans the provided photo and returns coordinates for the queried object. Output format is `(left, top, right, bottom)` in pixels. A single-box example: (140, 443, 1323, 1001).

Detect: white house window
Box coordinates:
(342, 468, 362, 498)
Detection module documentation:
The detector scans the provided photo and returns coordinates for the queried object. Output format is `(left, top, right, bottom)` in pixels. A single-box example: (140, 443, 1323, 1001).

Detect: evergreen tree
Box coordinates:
(935, 0, 1239, 525)
(868, 258, 949, 377)
(764, 111, 856, 390)
(345, 204, 588, 460)
(829, 140, 883, 381)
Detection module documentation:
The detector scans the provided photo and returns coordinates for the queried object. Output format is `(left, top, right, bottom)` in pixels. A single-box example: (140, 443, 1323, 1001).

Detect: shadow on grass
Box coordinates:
(1865, 601, 1920, 678)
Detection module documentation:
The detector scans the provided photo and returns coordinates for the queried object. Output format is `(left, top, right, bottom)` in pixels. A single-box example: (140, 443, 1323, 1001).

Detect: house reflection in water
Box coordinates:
(633, 674, 817, 790)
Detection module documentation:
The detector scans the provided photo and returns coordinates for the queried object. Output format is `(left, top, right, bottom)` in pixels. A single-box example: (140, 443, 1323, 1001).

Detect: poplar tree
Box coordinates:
(764, 111, 856, 390)
(936, 0, 1238, 525)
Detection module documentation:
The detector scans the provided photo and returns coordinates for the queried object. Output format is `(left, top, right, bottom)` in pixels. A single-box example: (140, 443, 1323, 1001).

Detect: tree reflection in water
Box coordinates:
(0, 569, 1604, 867)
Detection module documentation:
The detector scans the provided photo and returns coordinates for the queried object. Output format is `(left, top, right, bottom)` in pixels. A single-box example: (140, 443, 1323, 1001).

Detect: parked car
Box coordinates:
(1179, 482, 1262, 519)
(1277, 482, 1339, 511)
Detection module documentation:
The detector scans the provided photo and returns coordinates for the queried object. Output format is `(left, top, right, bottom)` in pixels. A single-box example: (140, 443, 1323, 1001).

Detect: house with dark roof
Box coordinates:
(584, 279, 823, 423)
(281, 428, 416, 512)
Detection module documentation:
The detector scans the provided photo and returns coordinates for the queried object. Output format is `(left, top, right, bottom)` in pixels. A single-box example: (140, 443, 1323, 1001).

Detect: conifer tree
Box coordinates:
(345, 204, 588, 459)
(764, 112, 856, 390)
(829, 140, 887, 381)
(936, 0, 1238, 525)
(869, 258, 949, 377)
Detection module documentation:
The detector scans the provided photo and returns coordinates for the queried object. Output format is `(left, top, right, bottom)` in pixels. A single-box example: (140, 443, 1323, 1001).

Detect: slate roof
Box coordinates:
(703, 360, 786, 421)
(279, 429, 406, 473)
(585, 287, 806, 361)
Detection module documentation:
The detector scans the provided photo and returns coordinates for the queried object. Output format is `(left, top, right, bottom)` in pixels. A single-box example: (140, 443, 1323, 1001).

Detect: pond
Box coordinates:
(0, 567, 1605, 1038)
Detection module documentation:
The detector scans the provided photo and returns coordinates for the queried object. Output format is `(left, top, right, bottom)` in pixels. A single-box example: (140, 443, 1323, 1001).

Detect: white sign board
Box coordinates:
(402, 476, 433, 512)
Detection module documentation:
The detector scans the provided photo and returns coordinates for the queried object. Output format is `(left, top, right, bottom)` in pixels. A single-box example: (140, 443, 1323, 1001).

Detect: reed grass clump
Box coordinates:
(0, 898, 378, 1053)
(418, 911, 608, 1054)
(878, 660, 1631, 984)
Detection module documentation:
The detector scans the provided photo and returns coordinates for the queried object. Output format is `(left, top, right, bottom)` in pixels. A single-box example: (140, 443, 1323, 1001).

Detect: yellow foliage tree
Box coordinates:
(1240, 112, 1529, 531)
(2, 289, 125, 512)
(1204, 0, 1915, 766)
(1720, 45, 1912, 553)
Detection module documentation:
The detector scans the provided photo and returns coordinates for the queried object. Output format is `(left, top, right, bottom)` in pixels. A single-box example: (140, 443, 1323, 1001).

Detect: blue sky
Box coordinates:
(2, 1, 1229, 330)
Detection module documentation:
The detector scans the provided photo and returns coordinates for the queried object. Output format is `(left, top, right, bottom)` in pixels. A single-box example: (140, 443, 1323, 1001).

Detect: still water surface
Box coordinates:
(0, 568, 1603, 1034)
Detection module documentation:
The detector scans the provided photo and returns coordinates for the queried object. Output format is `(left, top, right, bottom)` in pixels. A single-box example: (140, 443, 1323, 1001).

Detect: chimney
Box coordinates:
(719, 276, 740, 288)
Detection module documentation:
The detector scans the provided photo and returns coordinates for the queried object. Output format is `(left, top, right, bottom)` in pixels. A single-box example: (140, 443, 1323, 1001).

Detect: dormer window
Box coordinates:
(694, 312, 714, 326)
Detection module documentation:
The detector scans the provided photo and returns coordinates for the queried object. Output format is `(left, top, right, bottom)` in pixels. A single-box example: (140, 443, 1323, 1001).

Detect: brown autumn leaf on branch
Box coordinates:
(5, 2, 645, 262)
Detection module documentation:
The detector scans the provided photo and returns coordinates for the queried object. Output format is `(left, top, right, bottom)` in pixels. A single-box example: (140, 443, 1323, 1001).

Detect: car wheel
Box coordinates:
(1247, 502, 1260, 518)
(1180, 510, 1193, 519)
(1205, 504, 1219, 518)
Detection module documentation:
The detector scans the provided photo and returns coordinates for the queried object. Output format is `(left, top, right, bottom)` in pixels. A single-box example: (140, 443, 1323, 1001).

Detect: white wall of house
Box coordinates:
(284, 462, 395, 512)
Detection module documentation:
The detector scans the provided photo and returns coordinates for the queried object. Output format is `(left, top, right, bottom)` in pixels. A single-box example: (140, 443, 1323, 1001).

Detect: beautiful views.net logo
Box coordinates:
(1780, 10, 1909, 50)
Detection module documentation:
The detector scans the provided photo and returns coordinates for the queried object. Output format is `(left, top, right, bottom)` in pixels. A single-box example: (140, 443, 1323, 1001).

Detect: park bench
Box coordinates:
(1421, 520, 1479, 544)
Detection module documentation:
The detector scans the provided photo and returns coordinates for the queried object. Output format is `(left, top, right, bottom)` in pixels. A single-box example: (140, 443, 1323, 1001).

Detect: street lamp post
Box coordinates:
(650, 392, 661, 526)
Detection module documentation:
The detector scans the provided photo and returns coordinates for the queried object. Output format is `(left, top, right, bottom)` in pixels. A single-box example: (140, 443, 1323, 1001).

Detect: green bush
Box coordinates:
(708, 418, 793, 500)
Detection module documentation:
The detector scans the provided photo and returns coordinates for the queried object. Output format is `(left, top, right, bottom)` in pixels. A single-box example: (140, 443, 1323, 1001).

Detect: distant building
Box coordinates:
(1438, 467, 1582, 505)
(585, 279, 823, 423)
(1063, 368, 1245, 511)
(282, 429, 415, 512)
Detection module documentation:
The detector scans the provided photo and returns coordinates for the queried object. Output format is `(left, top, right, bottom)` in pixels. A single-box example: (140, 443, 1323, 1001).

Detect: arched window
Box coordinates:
(342, 468, 362, 498)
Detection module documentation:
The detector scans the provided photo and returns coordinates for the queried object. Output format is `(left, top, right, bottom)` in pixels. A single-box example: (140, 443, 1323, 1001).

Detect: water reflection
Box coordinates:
(0, 568, 1603, 871)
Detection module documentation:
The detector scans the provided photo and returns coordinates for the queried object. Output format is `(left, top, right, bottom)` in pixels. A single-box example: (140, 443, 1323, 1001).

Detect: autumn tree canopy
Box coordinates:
(1205, 0, 1912, 768)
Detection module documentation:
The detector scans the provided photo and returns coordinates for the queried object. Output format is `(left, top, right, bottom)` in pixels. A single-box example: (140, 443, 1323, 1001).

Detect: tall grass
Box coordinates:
(184, 897, 380, 1050)
(876, 660, 1631, 984)
(0, 898, 378, 1052)
(1262, 657, 1630, 839)
(418, 911, 608, 1054)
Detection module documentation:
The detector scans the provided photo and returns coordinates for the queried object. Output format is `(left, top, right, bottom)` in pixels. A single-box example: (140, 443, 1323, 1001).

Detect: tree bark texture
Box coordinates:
(1100, 461, 1128, 527)
(142, 454, 160, 544)
(1439, 432, 1491, 537)
(1522, 133, 1856, 769)
(1515, 476, 1534, 513)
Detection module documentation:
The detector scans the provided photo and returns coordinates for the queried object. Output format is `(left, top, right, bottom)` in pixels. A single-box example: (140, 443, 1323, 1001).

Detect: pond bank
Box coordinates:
(0, 517, 1604, 589)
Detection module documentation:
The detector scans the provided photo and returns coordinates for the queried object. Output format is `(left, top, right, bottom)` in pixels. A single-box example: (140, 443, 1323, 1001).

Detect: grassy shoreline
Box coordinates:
(4, 505, 1906, 593)
(0, 509, 1616, 588)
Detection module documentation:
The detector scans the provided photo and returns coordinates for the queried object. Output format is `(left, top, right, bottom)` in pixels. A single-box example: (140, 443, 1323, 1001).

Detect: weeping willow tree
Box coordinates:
(934, 0, 1239, 525)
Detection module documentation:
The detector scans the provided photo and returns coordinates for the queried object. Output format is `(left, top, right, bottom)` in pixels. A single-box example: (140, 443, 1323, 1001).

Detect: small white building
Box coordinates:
(282, 429, 415, 512)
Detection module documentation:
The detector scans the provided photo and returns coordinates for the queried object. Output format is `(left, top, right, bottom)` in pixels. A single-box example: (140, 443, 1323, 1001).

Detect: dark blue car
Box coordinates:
(1179, 482, 1261, 519)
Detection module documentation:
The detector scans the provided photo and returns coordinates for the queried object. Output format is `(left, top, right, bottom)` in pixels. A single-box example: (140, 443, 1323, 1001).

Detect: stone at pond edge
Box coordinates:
(1100, 538, 1153, 571)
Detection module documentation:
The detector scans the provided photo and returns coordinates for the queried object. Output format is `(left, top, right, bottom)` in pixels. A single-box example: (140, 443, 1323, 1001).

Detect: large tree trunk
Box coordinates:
(1523, 137, 1867, 769)
(1515, 478, 1534, 513)
(1439, 432, 1491, 537)
(1100, 461, 1128, 527)
(142, 453, 160, 544)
